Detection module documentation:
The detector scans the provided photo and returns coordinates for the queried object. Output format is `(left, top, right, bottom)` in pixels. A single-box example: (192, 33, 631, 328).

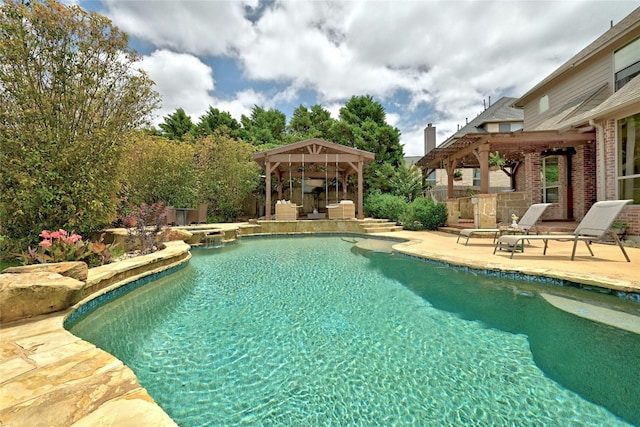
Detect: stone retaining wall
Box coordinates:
(0, 241, 191, 325)
(247, 219, 364, 235)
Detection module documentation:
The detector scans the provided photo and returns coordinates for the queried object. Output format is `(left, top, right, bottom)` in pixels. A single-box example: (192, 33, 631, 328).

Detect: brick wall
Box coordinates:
(617, 206, 640, 240)
(573, 143, 597, 220)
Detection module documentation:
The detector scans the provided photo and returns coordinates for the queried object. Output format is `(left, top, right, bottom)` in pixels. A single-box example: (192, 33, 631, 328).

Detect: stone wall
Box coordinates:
(0, 241, 191, 325)
(444, 199, 460, 225)
(0, 262, 87, 323)
(249, 219, 364, 235)
(475, 194, 497, 228)
(496, 192, 532, 224)
(448, 194, 497, 228)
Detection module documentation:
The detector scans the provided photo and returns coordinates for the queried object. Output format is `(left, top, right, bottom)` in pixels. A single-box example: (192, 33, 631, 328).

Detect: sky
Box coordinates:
(72, 0, 638, 156)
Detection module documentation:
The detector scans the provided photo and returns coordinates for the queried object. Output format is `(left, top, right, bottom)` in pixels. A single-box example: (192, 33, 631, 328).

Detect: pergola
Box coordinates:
(253, 138, 376, 220)
(416, 128, 596, 197)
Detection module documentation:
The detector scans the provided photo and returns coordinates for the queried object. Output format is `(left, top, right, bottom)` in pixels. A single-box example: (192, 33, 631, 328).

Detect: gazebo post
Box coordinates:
(357, 160, 364, 219)
(265, 161, 272, 221)
(277, 171, 283, 200)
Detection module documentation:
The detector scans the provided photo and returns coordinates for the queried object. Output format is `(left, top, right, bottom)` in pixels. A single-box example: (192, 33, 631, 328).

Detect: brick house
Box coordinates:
(420, 97, 521, 199)
(418, 7, 640, 240)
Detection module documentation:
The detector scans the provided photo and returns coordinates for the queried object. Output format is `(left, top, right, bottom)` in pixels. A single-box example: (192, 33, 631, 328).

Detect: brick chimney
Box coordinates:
(424, 123, 436, 155)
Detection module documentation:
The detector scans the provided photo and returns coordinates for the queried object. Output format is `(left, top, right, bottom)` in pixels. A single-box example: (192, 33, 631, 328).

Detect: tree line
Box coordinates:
(154, 99, 404, 170)
(0, 0, 439, 255)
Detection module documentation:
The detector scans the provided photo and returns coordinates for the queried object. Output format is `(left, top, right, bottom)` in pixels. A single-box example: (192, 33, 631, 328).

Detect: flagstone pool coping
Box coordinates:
(1, 226, 639, 426)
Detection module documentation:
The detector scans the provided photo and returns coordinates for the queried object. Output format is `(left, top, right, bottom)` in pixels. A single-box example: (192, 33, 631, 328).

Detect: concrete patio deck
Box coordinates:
(1, 227, 638, 426)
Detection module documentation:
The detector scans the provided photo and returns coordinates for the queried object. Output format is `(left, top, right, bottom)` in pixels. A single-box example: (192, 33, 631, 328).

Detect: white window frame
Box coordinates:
(614, 36, 640, 91)
(617, 113, 640, 204)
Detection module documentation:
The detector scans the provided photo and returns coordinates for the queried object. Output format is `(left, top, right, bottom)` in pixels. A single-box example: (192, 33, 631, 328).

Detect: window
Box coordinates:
(615, 37, 640, 91)
(539, 95, 549, 113)
(473, 168, 481, 186)
(425, 170, 436, 188)
(499, 123, 511, 132)
(618, 113, 640, 204)
(541, 156, 559, 203)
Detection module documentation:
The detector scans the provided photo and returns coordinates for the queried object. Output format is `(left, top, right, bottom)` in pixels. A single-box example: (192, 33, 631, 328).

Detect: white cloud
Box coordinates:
(139, 50, 216, 123)
(212, 89, 269, 121)
(104, 0, 256, 56)
(102, 0, 638, 155)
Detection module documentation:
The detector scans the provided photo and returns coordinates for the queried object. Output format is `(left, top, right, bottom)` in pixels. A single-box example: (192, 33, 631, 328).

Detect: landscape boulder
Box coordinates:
(3, 261, 88, 281)
(0, 271, 85, 324)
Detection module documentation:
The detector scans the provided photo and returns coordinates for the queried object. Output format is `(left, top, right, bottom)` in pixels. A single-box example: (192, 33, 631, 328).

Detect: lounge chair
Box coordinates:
(457, 203, 551, 245)
(493, 200, 632, 261)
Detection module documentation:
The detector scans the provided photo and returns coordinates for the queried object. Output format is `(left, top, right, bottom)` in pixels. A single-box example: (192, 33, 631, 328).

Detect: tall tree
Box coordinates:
(339, 95, 387, 127)
(335, 95, 403, 164)
(331, 96, 404, 191)
(288, 104, 335, 141)
(195, 106, 241, 139)
(239, 105, 289, 148)
(159, 108, 195, 141)
(0, 0, 160, 244)
(388, 164, 423, 201)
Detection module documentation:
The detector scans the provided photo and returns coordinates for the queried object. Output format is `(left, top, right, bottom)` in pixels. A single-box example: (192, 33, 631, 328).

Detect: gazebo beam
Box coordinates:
(262, 153, 365, 163)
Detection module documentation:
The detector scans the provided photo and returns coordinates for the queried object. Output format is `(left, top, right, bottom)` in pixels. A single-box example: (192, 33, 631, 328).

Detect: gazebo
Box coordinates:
(253, 138, 376, 220)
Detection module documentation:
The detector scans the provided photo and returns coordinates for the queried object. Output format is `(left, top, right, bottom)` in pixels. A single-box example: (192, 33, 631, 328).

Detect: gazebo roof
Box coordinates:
(254, 138, 375, 177)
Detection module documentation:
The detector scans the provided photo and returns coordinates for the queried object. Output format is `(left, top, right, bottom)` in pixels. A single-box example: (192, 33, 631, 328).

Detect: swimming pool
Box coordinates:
(67, 235, 640, 426)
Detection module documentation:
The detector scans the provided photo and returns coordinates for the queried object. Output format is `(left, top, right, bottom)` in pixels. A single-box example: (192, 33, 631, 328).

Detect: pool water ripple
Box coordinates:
(68, 236, 639, 426)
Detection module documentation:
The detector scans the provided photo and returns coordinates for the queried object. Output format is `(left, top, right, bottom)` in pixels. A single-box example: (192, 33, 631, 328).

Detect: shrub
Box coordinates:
(401, 197, 448, 231)
(364, 191, 408, 222)
(120, 132, 199, 207)
(195, 135, 260, 221)
(0, 1, 159, 244)
(118, 201, 167, 254)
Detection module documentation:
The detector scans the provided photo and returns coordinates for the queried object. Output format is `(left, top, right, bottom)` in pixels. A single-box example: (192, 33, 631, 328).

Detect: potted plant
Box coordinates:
(488, 151, 506, 170)
(453, 169, 463, 181)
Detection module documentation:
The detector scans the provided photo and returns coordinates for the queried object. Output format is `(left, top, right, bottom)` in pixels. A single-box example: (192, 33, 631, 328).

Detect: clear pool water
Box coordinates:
(68, 236, 640, 426)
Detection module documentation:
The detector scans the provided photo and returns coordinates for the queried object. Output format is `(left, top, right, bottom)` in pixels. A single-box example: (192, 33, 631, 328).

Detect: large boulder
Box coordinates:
(0, 272, 85, 324)
(161, 228, 193, 242)
(3, 261, 88, 282)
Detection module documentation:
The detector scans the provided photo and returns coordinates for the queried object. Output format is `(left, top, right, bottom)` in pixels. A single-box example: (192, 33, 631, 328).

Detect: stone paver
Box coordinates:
(1, 228, 638, 426)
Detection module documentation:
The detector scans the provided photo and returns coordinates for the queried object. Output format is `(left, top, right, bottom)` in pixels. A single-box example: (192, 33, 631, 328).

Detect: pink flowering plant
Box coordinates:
(19, 229, 114, 267)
